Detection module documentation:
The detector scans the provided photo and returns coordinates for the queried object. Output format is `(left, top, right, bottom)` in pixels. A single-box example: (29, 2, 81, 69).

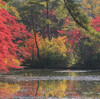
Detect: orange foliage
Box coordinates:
(0, 82, 21, 99)
(22, 32, 41, 59)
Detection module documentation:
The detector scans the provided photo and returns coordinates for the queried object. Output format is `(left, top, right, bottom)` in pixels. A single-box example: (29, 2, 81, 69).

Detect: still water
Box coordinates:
(0, 69, 100, 99)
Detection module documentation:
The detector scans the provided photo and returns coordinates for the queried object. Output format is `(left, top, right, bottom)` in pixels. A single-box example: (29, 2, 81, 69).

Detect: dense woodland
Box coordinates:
(0, 0, 100, 72)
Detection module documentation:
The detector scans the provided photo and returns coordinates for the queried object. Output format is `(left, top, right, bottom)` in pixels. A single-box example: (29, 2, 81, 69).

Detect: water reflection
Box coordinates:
(0, 70, 100, 99)
(0, 82, 21, 99)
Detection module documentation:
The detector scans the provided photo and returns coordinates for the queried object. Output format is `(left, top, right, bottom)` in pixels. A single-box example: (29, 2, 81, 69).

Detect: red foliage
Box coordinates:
(0, 1, 31, 72)
(41, 9, 58, 38)
(42, 9, 56, 20)
(67, 28, 81, 47)
(0, 0, 5, 6)
(90, 16, 100, 53)
(64, 17, 70, 25)
(91, 16, 100, 32)
(58, 28, 81, 48)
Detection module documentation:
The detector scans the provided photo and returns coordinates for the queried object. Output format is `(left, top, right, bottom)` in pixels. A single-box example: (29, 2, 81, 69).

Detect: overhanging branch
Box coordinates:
(64, 0, 89, 31)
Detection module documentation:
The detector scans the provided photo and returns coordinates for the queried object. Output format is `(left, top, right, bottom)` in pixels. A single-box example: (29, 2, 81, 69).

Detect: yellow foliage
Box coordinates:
(39, 80, 67, 98)
(40, 1, 46, 7)
(8, 6, 21, 19)
(4, 55, 21, 67)
(81, 0, 100, 16)
(40, 36, 67, 56)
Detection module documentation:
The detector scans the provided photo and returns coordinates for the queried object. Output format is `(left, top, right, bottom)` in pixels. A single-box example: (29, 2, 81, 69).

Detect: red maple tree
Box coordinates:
(0, 0, 31, 72)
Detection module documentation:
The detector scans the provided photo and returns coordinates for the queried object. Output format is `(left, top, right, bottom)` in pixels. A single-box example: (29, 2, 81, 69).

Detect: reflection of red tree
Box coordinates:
(67, 81, 79, 98)
(20, 81, 40, 97)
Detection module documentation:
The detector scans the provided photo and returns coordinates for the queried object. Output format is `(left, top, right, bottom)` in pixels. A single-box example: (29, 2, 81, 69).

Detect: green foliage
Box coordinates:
(84, 52, 100, 68)
(46, 19, 52, 24)
(17, 0, 45, 32)
(79, 0, 100, 17)
(0, 3, 4, 8)
(78, 38, 93, 62)
(3, 0, 14, 2)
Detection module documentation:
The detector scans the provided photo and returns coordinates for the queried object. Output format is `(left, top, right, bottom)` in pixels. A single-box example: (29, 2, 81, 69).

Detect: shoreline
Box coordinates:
(22, 65, 100, 70)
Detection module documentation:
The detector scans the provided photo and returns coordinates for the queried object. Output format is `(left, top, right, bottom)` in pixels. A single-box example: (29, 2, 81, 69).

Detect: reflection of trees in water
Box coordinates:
(20, 81, 40, 97)
(19, 80, 80, 98)
(19, 80, 67, 98)
(0, 82, 21, 99)
(19, 80, 100, 98)
(39, 80, 67, 98)
(0, 76, 100, 98)
(77, 81, 100, 97)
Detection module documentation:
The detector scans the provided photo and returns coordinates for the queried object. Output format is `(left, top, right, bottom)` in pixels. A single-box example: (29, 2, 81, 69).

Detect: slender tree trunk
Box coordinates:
(31, 41, 34, 65)
(31, 27, 40, 66)
(34, 31, 40, 60)
(30, 11, 40, 66)
(46, 0, 50, 40)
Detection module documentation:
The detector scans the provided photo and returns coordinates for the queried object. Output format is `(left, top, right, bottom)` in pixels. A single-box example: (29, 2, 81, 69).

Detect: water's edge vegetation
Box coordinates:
(0, 0, 100, 73)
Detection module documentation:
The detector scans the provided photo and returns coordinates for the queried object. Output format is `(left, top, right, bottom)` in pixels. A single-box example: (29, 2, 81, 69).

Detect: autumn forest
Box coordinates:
(0, 0, 100, 72)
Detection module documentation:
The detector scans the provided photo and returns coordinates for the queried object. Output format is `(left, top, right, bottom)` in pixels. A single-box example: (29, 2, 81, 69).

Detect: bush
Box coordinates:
(39, 36, 70, 68)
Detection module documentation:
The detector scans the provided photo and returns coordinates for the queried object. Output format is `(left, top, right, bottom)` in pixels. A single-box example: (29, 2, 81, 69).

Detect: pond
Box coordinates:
(0, 69, 100, 99)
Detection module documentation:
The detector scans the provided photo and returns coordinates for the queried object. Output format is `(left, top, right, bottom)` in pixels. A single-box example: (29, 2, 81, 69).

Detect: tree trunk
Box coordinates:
(31, 27, 40, 66)
(46, 0, 51, 40)
(34, 31, 40, 60)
